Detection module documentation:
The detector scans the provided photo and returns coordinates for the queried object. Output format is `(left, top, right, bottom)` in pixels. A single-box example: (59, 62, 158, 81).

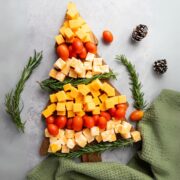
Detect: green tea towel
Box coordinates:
(27, 89, 180, 180)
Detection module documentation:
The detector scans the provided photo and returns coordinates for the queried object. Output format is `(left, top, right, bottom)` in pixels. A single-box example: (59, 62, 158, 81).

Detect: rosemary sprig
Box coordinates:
(53, 138, 134, 158)
(116, 55, 147, 110)
(39, 71, 117, 92)
(5, 51, 43, 132)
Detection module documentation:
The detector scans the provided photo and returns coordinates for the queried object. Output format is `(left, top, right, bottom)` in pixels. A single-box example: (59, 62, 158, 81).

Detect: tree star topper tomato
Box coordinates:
(130, 110, 144, 121)
(102, 30, 113, 43)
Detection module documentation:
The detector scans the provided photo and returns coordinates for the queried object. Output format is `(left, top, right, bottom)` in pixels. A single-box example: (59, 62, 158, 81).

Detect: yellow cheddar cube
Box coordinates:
(54, 58, 66, 70)
(131, 131, 141, 142)
(77, 17, 85, 25)
(61, 63, 70, 75)
(84, 95, 93, 104)
(91, 126, 100, 136)
(111, 96, 119, 105)
(75, 131, 87, 148)
(57, 111, 66, 116)
(49, 69, 58, 79)
(93, 97, 101, 105)
(42, 104, 56, 118)
(65, 101, 73, 111)
(80, 24, 91, 33)
(50, 143, 61, 153)
(69, 18, 84, 30)
(99, 93, 108, 102)
(56, 91, 67, 102)
(75, 28, 87, 41)
(99, 102, 106, 111)
(69, 68, 78, 78)
(55, 72, 66, 82)
(66, 8, 79, 20)
(85, 102, 96, 111)
(63, 83, 72, 92)
(90, 79, 103, 91)
(66, 92, 74, 101)
(73, 103, 82, 112)
(101, 82, 115, 97)
(75, 93, 84, 103)
(65, 129, 75, 139)
(47, 103, 56, 113)
(77, 84, 90, 96)
(50, 93, 57, 103)
(56, 102, 66, 111)
(83, 33, 92, 43)
(105, 98, 115, 110)
(67, 2, 77, 10)
(67, 110, 75, 118)
(64, 27, 74, 39)
(61, 145, 70, 153)
(92, 106, 100, 115)
(118, 95, 127, 104)
(59, 26, 66, 36)
(67, 139, 76, 149)
(63, 20, 69, 27)
(83, 128, 94, 143)
(90, 89, 101, 97)
(76, 111, 85, 117)
(55, 34, 65, 45)
(70, 87, 79, 98)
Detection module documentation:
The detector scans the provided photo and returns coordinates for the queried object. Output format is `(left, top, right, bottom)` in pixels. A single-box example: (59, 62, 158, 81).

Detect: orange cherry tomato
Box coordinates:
(72, 116, 83, 131)
(84, 116, 95, 128)
(55, 116, 67, 129)
(98, 116, 107, 129)
(108, 107, 117, 117)
(116, 103, 129, 111)
(114, 108, 126, 120)
(69, 45, 77, 58)
(56, 44, 69, 60)
(72, 38, 84, 54)
(66, 118, 73, 129)
(102, 30, 113, 43)
(93, 115, 99, 126)
(130, 110, 144, 121)
(100, 111, 111, 121)
(85, 42, 97, 54)
(79, 47, 87, 59)
(47, 124, 59, 136)
(45, 116, 55, 124)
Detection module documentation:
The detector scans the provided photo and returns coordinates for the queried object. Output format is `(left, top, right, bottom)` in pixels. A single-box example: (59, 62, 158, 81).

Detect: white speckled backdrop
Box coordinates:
(0, 0, 180, 179)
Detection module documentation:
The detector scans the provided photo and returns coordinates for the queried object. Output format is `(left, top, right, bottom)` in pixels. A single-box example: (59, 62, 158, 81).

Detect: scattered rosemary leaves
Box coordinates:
(39, 71, 117, 92)
(5, 51, 43, 132)
(116, 55, 147, 110)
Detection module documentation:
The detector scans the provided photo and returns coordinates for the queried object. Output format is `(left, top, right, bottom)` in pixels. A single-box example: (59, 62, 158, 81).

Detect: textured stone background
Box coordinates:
(0, 0, 180, 179)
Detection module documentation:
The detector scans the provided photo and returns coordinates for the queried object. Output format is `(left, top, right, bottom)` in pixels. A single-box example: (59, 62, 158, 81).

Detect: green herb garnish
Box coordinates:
(5, 51, 43, 132)
(116, 55, 147, 110)
(39, 71, 117, 92)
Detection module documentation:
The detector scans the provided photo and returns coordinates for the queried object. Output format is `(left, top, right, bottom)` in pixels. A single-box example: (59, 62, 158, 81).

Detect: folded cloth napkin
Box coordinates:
(27, 89, 180, 180)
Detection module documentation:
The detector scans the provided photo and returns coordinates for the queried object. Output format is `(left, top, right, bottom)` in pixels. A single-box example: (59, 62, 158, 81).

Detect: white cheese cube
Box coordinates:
(78, 67, 86, 78)
(55, 72, 66, 82)
(86, 52, 95, 61)
(106, 120, 115, 130)
(93, 58, 103, 66)
(65, 129, 75, 139)
(58, 136, 67, 145)
(69, 68, 78, 78)
(61, 145, 70, 153)
(67, 139, 76, 149)
(45, 128, 52, 138)
(90, 126, 100, 136)
(61, 63, 70, 75)
(86, 71, 93, 78)
(58, 129, 65, 138)
(75, 131, 87, 148)
(84, 61, 92, 70)
(100, 65, 109, 73)
(121, 132, 131, 139)
(49, 137, 59, 144)
(95, 134, 102, 143)
(69, 57, 79, 68)
(75, 62, 84, 75)
(121, 121, 132, 133)
(101, 129, 115, 142)
(131, 131, 141, 142)
(114, 124, 122, 133)
(83, 128, 94, 143)
(92, 66, 102, 75)
(54, 58, 66, 70)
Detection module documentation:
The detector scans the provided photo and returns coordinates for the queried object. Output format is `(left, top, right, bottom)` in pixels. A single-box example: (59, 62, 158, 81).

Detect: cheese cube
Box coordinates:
(118, 121, 132, 134)
(69, 57, 79, 68)
(66, 92, 74, 101)
(93, 97, 101, 105)
(67, 110, 75, 118)
(86, 52, 95, 61)
(54, 58, 66, 70)
(106, 120, 115, 130)
(90, 89, 101, 97)
(55, 72, 66, 82)
(86, 71, 93, 78)
(69, 68, 78, 78)
(85, 102, 96, 111)
(63, 20, 69, 28)
(45, 128, 52, 138)
(65, 101, 73, 111)
(50, 93, 57, 103)
(67, 139, 76, 149)
(73, 103, 82, 112)
(61, 145, 70, 153)
(59, 26, 66, 36)
(77, 67, 86, 78)
(100, 65, 109, 73)
(90, 79, 103, 91)
(57, 111, 66, 116)
(83, 33, 92, 43)
(69, 18, 84, 30)
(65, 129, 75, 138)
(131, 131, 141, 142)
(95, 134, 102, 143)
(66, 8, 78, 20)
(93, 58, 103, 66)
(81, 24, 91, 33)
(58, 129, 65, 138)
(99, 93, 108, 102)
(49, 143, 61, 153)
(77, 17, 85, 25)
(42, 104, 56, 118)
(75, 132, 87, 148)
(111, 96, 119, 105)
(75, 93, 84, 103)
(64, 27, 74, 39)
(70, 87, 79, 98)
(78, 84, 90, 96)
(63, 83, 72, 92)
(83, 128, 94, 143)
(99, 102, 106, 111)
(118, 95, 127, 104)
(105, 98, 115, 109)
(122, 121, 132, 131)
(49, 69, 58, 79)
(61, 63, 70, 75)
(76, 28, 87, 41)
(92, 65, 102, 75)
(101, 130, 111, 142)
(74, 61, 84, 75)
(56, 91, 67, 102)
(90, 126, 100, 136)
(55, 34, 65, 45)
(109, 133, 117, 142)
(121, 132, 131, 139)
(92, 106, 100, 115)
(58, 136, 67, 145)
(56, 102, 66, 111)
(76, 111, 85, 117)
(101, 82, 115, 97)
(67, 2, 77, 10)
(84, 95, 93, 104)
(84, 61, 92, 70)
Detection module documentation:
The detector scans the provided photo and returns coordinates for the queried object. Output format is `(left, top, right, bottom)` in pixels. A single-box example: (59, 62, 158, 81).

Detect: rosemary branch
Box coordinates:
(39, 71, 117, 92)
(5, 51, 43, 132)
(52, 138, 134, 158)
(116, 55, 147, 110)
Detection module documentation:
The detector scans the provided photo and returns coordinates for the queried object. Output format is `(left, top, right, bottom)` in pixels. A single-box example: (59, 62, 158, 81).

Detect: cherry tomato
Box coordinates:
(93, 115, 99, 126)
(98, 116, 107, 129)
(72, 116, 83, 131)
(72, 38, 84, 54)
(56, 44, 69, 60)
(79, 47, 87, 59)
(69, 45, 77, 58)
(102, 30, 113, 43)
(66, 118, 73, 129)
(130, 110, 144, 121)
(84, 116, 95, 128)
(47, 124, 59, 136)
(45, 116, 55, 124)
(108, 107, 117, 117)
(116, 103, 128, 111)
(85, 42, 97, 54)
(114, 108, 126, 120)
(55, 116, 67, 129)
(100, 111, 111, 121)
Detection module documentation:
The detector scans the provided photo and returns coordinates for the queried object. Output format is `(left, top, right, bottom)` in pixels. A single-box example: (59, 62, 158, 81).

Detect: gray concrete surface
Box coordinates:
(0, 0, 180, 179)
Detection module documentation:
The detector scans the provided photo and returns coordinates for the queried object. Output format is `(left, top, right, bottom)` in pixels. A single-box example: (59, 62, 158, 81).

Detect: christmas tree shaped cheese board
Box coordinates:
(40, 2, 141, 162)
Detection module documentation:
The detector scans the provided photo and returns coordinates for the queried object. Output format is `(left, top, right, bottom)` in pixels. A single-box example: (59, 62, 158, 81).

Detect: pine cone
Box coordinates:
(132, 24, 148, 41)
(153, 59, 167, 74)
